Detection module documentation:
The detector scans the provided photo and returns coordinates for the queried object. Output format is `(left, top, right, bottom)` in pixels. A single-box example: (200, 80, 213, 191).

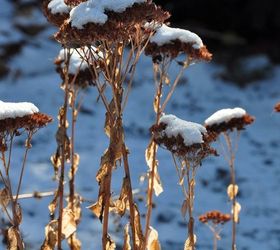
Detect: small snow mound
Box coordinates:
(150, 24, 203, 49)
(70, 0, 146, 28)
(159, 114, 206, 146)
(205, 107, 246, 126)
(48, 0, 71, 15)
(0, 101, 39, 120)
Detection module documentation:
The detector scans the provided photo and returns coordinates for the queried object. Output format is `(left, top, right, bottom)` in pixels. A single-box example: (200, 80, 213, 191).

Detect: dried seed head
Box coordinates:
(42, 0, 71, 27)
(199, 210, 231, 225)
(145, 24, 212, 61)
(274, 102, 280, 112)
(150, 114, 217, 160)
(0, 113, 52, 133)
(205, 107, 254, 134)
(55, 1, 170, 46)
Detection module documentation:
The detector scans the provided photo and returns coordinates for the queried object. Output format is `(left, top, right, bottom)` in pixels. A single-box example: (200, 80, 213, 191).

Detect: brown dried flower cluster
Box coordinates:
(274, 102, 280, 112)
(150, 122, 217, 160)
(54, 56, 97, 88)
(205, 114, 255, 134)
(145, 40, 212, 62)
(42, 0, 70, 27)
(0, 113, 52, 133)
(199, 210, 231, 225)
(55, 2, 170, 46)
(64, 0, 86, 7)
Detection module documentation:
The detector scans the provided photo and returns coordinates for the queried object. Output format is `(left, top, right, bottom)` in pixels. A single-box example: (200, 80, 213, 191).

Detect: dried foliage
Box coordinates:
(274, 102, 280, 112)
(199, 210, 231, 225)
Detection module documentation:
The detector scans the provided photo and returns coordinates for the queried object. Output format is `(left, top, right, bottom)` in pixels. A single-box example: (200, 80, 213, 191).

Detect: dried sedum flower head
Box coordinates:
(0, 101, 52, 133)
(55, 46, 103, 87)
(55, 0, 170, 46)
(145, 24, 212, 62)
(199, 210, 231, 225)
(150, 114, 217, 159)
(42, 0, 72, 27)
(274, 102, 280, 112)
(205, 107, 254, 134)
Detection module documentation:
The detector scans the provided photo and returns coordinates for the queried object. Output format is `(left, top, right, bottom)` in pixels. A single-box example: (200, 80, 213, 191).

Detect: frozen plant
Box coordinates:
(0, 101, 52, 249)
(143, 23, 212, 248)
(150, 114, 217, 250)
(205, 107, 254, 250)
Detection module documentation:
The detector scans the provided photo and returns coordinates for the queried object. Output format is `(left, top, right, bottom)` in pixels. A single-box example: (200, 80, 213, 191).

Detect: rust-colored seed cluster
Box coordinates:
(55, 2, 170, 46)
(54, 57, 97, 88)
(145, 40, 212, 62)
(42, 0, 70, 27)
(0, 113, 52, 133)
(199, 210, 231, 225)
(205, 114, 255, 134)
(150, 122, 217, 158)
(274, 102, 280, 112)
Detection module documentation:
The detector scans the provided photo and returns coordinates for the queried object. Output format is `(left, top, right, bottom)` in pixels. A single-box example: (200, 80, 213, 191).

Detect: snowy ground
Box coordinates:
(1, 1, 280, 249)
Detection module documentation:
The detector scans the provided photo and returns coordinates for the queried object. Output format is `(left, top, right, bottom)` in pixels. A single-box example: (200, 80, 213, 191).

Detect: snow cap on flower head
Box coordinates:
(145, 24, 212, 62)
(54, 0, 170, 46)
(204, 107, 254, 133)
(150, 114, 217, 159)
(0, 101, 52, 132)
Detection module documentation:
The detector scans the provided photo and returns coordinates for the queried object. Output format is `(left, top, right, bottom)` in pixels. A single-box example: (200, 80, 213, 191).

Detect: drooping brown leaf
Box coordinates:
(0, 187, 10, 209)
(227, 184, 238, 200)
(181, 199, 188, 218)
(145, 141, 163, 197)
(147, 227, 161, 250)
(87, 195, 103, 221)
(122, 224, 131, 250)
(232, 202, 241, 223)
(67, 233, 81, 250)
(69, 153, 80, 180)
(48, 190, 59, 216)
(67, 194, 82, 223)
(106, 235, 116, 250)
(7, 227, 24, 250)
(134, 205, 144, 248)
(184, 234, 197, 250)
(41, 220, 58, 250)
(14, 203, 22, 225)
(62, 209, 76, 239)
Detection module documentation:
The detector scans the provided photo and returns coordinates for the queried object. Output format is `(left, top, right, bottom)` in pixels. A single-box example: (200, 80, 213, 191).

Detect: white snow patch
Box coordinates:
(70, 0, 146, 29)
(150, 24, 203, 49)
(205, 107, 246, 126)
(48, 0, 71, 15)
(0, 101, 39, 120)
(159, 114, 206, 146)
(57, 47, 102, 74)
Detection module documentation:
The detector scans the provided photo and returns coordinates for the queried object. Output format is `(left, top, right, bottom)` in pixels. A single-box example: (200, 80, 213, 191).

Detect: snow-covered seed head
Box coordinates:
(42, 0, 72, 27)
(145, 24, 212, 62)
(205, 107, 254, 134)
(150, 114, 217, 159)
(55, 47, 103, 88)
(54, 0, 169, 46)
(274, 102, 280, 112)
(199, 210, 231, 225)
(0, 101, 52, 133)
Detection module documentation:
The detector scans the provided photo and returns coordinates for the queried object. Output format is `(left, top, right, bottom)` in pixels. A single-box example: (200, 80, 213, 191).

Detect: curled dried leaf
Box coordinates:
(181, 199, 188, 218)
(184, 234, 197, 250)
(15, 203, 22, 226)
(232, 202, 241, 223)
(106, 235, 116, 250)
(69, 153, 80, 180)
(145, 141, 163, 197)
(147, 227, 161, 250)
(0, 187, 10, 209)
(123, 224, 131, 250)
(48, 190, 59, 216)
(41, 220, 58, 250)
(8, 227, 24, 250)
(67, 233, 81, 250)
(227, 184, 238, 200)
(62, 209, 76, 239)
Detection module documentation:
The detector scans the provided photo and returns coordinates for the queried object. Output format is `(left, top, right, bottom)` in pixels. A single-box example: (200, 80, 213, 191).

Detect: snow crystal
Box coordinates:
(150, 24, 203, 49)
(205, 107, 246, 126)
(159, 114, 206, 146)
(70, 0, 146, 28)
(57, 47, 102, 74)
(48, 0, 71, 15)
(0, 101, 39, 120)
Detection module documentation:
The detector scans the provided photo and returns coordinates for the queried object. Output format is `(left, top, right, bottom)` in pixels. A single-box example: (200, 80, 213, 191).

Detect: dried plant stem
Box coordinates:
(224, 132, 237, 250)
(57, 50, 70, 250)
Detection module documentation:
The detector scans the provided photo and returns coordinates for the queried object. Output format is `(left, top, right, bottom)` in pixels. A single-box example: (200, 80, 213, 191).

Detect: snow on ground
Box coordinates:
(0, 1, 280, 249)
